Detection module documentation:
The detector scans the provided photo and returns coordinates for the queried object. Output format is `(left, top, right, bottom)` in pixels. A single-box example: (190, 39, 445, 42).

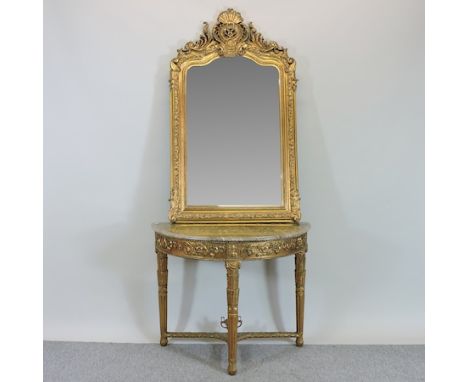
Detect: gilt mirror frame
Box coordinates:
(168, 9, 301, 224)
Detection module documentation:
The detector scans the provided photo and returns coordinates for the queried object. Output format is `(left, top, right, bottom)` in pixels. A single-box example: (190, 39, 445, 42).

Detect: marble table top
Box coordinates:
(152, 222, 310, 242)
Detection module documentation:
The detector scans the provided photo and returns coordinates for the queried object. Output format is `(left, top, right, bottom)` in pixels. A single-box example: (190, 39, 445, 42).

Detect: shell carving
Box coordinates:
(171, 8, 294, 61)
(212, 9, 249, 56)
(168, 9, 301, 223)
(217, 8, 243, 24)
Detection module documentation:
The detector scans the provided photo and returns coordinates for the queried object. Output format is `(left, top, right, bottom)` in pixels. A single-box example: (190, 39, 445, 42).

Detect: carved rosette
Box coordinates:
(169, 9, 301, 223)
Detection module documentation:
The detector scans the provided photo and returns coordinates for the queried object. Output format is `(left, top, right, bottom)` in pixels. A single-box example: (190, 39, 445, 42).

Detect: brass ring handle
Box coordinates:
(220, 316, 227, 329)
(220, 316, 242, 328)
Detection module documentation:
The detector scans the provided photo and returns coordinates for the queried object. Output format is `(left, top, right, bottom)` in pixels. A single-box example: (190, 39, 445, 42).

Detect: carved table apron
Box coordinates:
(153, 222, 310, 375)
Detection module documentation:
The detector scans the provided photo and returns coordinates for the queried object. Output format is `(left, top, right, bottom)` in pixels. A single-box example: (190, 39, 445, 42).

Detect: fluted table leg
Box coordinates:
(295, 252, 306, 346)
(157, 251, 168, 346)
(225, 260, 240, 375)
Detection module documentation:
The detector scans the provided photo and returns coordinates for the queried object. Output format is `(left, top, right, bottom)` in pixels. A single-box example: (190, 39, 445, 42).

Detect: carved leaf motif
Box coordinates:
(156, 234, 307, 260)
(170, 8, 296, 68)
(168, 9, 301, 223)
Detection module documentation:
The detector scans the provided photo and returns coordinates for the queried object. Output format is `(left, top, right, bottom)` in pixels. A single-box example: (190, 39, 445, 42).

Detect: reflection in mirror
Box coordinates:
(186, 57, 282, 206)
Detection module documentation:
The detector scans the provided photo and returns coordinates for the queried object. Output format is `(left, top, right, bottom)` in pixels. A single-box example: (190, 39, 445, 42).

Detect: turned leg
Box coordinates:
(295, 252, 306, 346)
(157, 251, 168, 346)
(225, 260, 240, 375)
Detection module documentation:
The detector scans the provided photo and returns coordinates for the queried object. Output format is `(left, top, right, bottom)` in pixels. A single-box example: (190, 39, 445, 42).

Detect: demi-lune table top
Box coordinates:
(153, 223, 310, 261)
(153, 223, 310, 241)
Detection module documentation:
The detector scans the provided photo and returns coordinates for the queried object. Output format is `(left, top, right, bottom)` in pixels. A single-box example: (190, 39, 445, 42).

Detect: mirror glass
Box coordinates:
(186, 57, 282, 206)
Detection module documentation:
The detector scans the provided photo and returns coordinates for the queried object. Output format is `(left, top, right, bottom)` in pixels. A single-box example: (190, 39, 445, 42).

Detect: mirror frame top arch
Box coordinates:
(168, 8, 301, 224)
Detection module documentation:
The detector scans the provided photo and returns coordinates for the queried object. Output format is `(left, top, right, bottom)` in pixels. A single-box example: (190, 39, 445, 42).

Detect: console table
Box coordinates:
(153, 223, 310, 375)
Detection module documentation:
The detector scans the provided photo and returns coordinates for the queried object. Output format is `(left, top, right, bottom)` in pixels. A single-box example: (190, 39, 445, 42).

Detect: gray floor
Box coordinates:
(44, 341, 424, 382)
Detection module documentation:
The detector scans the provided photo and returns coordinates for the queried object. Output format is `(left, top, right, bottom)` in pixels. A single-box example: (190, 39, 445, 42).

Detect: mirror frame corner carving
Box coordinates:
(168, 8, 301, 224)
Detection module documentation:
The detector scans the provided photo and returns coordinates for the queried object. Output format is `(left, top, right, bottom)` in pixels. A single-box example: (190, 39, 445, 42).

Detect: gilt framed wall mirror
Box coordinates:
(168, 8, 301, 224)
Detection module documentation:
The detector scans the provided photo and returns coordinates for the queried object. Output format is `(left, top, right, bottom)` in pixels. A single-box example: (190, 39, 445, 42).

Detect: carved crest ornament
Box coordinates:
(155, 10, 309, 375)
(169, 9, 301, 223)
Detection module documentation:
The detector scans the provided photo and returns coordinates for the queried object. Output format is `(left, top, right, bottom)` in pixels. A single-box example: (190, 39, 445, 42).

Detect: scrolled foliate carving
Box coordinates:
(156, 235, 226, 258)
(168, 9, 301, 223)
(170, 8, 295, 65)
(213, 9, 249, 57)
(155, 233, 307, 261)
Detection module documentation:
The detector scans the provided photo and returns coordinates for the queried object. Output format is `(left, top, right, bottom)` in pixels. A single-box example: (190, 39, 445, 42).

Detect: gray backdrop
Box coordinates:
(44, 0, 424, 344)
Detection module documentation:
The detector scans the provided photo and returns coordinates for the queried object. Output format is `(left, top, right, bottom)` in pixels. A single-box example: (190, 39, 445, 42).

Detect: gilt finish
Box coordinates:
(158, 8, 308, 376)
(156, 251, 168, 346)
(169, 8, 300, 224)
(295, 251, 306, 346)
(225, 260, 240, 375)
(154, 223, 309, 261)
(153, 222, 309, 375)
